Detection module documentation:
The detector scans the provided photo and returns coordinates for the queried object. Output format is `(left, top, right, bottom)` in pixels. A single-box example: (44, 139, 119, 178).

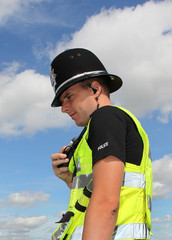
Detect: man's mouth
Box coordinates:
(69, 112, 76, 119)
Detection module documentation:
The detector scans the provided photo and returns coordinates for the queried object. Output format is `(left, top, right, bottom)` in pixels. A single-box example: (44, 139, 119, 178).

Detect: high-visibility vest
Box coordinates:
(52, 106, 153, 240)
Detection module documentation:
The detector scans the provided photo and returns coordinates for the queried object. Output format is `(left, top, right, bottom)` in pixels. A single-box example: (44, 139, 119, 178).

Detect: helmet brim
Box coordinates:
(51, 73, 122, 107)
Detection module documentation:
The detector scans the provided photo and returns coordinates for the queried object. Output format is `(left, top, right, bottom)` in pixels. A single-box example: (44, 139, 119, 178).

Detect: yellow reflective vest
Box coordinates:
(52, 106, 153, 240)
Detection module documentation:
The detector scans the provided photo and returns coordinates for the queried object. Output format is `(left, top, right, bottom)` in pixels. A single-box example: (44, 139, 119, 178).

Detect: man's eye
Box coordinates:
(67, 95, 72, 101)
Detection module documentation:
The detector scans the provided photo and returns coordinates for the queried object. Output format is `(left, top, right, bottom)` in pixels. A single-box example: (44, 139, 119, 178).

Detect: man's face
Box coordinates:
(59, 82, 96, 126)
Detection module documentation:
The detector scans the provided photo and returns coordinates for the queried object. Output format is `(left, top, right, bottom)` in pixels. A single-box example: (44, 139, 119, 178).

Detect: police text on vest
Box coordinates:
(97, 142, 109, 151)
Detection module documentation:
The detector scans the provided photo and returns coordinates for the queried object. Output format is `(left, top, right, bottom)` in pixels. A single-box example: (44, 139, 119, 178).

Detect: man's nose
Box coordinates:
(61, 101, 68, 113)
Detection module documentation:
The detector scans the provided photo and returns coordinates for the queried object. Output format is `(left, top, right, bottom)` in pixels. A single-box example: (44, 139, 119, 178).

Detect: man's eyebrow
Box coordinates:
(60, 92, 71, 103)
(64, 92, 71, 99)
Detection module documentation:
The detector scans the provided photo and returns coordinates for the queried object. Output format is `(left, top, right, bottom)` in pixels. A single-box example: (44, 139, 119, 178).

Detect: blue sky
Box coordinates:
(0, 0, 172, 239)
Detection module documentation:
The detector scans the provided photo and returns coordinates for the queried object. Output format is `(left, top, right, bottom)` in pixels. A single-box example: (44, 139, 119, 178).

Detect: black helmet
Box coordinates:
(50, 48, 122, 107)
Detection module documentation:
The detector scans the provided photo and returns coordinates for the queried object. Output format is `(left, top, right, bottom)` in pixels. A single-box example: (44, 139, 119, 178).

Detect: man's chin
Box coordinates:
(75, 120, 87, 127)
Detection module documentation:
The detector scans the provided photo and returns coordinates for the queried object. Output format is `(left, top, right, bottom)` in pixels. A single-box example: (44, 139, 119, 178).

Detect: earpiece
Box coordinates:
(87, 84, 100, 109)
(88, 84, 97, 94)
(91, 87, 97, 94)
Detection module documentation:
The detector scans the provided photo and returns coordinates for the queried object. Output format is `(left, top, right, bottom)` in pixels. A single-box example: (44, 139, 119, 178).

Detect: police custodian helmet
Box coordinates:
(50, 48, 122, 107)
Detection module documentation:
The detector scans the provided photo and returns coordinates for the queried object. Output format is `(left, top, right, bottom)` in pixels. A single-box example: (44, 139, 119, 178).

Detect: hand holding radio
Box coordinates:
(51, 146, 73, 188)
(51, 128, 86, 188)
(57, 137, 78, 168)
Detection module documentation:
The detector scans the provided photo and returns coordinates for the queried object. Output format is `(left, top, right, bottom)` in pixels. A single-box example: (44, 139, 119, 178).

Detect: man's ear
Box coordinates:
(90, 86, 97, 94)
(90, 81, 102, 96)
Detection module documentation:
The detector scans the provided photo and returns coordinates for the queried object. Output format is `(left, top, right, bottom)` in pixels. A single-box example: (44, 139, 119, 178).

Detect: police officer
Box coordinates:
(50, 48, 153, 240)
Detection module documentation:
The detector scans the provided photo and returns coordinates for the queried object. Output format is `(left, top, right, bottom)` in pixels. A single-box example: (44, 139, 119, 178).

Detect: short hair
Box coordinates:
(79, 76, 110, 97)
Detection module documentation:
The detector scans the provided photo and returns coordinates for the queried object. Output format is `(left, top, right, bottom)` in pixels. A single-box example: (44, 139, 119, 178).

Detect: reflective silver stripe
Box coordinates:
(70, 225, 83, 240)
(76, 158, 81, 172)
(53, 171, 150, 239)
(70, 223, 150, 240)
(148, 194, 152, 211)
(123, 172, 146, 188)
(55, 70, 106, 94)
(52, 222, 68, 240)
(71, 174, 92, 189)
(112, 223, 150, 239)
(72, 172, 146, 190)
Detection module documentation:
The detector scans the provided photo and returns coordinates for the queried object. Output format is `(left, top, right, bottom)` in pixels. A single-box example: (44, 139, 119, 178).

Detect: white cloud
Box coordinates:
(0, 190, 50, 208)
(0, 0, 45, 25)
(151, 215, 172, 240)
(7, 216, 47, 231)
(0, 215, 48, 240)
(50, 0, 172, 122)
(153, 214, 172, 223)
(0, 0, 67, 28)
(1, 1, 172, 137)
(0, 62, 72, 137)
(151, 228, 172, 240)
(152, 154, 172, 199)
(0, 211, 61, 240)
(0, 203, 61, 240)
(0, 0, 22, 25)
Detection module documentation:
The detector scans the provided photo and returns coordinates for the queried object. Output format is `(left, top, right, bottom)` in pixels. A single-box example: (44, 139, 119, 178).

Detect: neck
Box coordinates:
(98, 94, 112, 108)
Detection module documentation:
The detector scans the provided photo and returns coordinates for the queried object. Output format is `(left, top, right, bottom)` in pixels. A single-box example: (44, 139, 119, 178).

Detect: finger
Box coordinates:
(51, 152, 67, 161)
(52, 158, 69, 168)
(53, 165, 70, 178)
(59, 146, 67, 153)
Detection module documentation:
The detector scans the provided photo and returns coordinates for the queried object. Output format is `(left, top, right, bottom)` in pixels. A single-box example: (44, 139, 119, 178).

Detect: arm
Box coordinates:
(51, 146, 73, 189)
(82, 155, 124, 240)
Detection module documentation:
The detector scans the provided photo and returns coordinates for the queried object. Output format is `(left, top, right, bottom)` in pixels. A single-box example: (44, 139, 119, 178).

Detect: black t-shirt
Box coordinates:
(87, 106, 143, 166)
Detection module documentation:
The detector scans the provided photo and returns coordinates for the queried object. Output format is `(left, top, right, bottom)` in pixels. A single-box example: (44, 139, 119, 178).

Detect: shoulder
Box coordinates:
(91, 105, 124, 116)
(87, 106, 129, 146)
(90, 106, 128, 128)
(87, 106, 128, 165)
